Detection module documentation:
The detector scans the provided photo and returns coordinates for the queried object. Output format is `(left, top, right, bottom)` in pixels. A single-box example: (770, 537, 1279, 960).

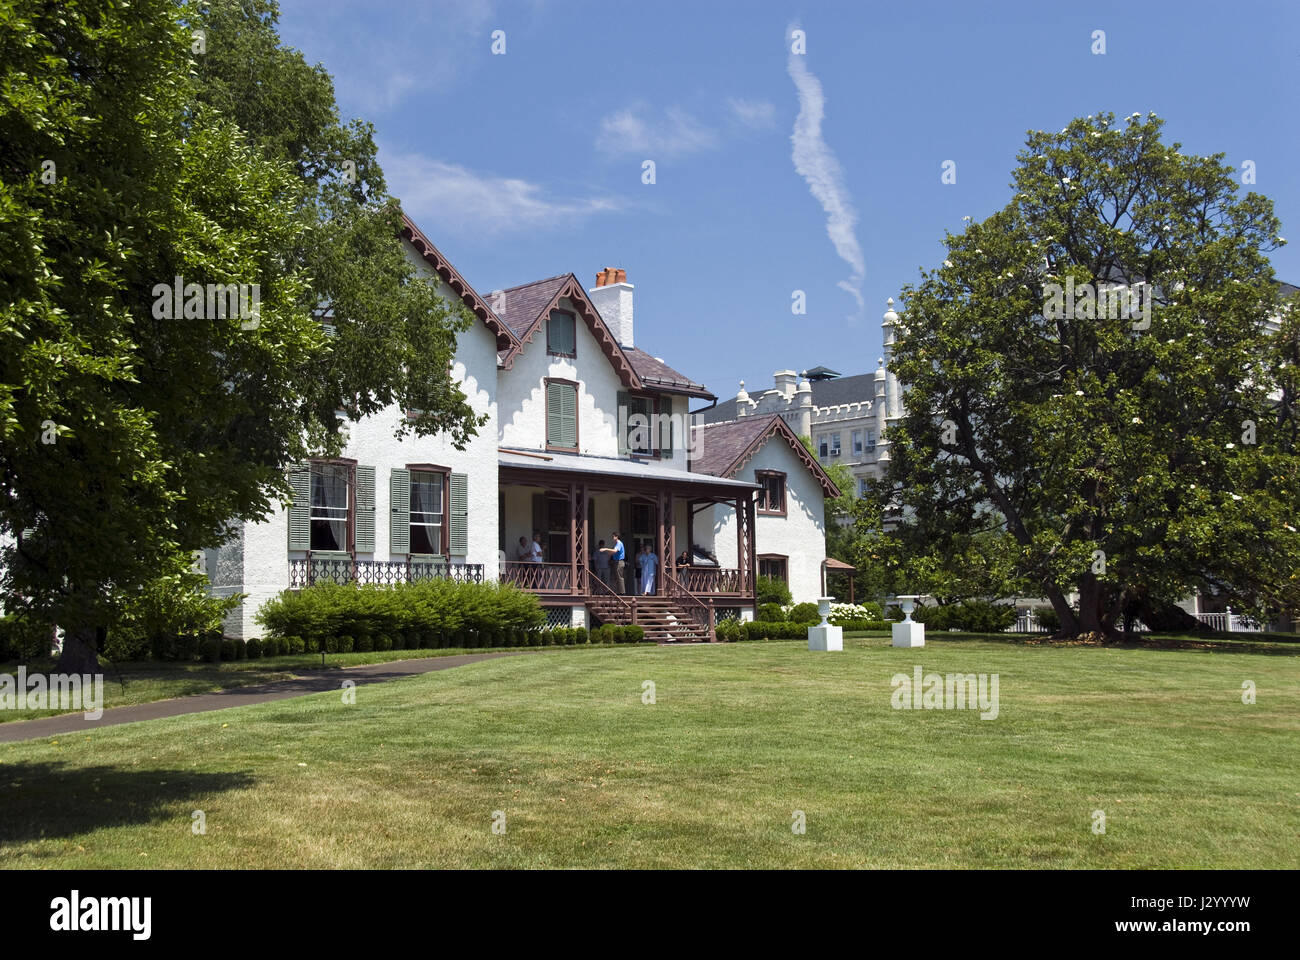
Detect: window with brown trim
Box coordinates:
(756, 470, 787, 515)
(547, 309, 577, 357)
(759, 555, 788, 583)
(408, 467, 448, 555)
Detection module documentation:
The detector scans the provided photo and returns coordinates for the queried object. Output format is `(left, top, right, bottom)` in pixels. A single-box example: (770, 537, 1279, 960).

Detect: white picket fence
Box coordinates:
(1194, 608, 1265, 633)
(1005, 610, 1150, 634)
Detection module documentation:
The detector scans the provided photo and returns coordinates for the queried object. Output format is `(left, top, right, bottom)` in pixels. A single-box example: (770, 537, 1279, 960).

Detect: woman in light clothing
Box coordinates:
(638, 543, 658, 595)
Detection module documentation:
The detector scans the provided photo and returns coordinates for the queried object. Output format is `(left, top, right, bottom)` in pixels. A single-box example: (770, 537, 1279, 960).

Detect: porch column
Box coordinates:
(667, 490, 676, 581)
(745, 495, 757, 599)
(735, 494, 746, 596)
(656, 487, 667, 595)
(569, 480, 578, 596)
(578, 482, 589, 595)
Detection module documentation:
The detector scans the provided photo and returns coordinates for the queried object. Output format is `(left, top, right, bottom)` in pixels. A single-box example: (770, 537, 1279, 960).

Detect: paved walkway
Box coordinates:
(0, 652, 527, 744)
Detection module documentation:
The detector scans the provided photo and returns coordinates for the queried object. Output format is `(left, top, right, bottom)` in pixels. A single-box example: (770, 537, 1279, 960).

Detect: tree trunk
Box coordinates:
(1077, 574, 1122, 640)
(1044, 584, 1081, 638)
(58, 624, 104, 674)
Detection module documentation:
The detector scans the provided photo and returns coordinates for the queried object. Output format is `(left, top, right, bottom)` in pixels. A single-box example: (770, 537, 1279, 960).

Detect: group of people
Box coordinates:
(516, 530, 659, 595)
(592, 533, 658, 596)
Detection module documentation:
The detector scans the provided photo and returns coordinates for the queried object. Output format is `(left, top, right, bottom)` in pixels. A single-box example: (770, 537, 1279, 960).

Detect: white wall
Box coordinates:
(214, 243, 501, 638)
(705, 440, 828, 604)
(498, 296, 627, 456)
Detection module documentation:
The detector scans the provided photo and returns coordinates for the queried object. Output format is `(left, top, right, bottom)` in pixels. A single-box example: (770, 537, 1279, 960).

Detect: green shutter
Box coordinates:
(449, 472, 469, 557)
(532, 493, 546, 541)
(355, 465, 375, 552)
(287, 464, 311, 550)
(561, 383, 577, 447)
(547, 382, 577, 448)
(390, 468, 410, 555)
(546, 382, 563, 447)
(660, 398, 674, 459)
(616, 390, 629, 456)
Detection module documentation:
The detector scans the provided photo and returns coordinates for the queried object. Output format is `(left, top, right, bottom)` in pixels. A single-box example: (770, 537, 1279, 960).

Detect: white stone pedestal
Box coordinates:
(808, 623, 843, 651)
(891, 621, 925, 648)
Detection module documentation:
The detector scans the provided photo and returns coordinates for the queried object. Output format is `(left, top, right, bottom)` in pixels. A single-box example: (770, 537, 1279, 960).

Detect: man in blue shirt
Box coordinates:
(610, 532, 626, 594)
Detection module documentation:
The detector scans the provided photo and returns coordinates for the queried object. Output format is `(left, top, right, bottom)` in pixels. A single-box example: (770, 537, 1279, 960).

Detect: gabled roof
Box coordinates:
(399, 213, 519, 353)
(623, 347, 715, 400)
(493, 273, 643, 388)
(691, 414, 841, 498)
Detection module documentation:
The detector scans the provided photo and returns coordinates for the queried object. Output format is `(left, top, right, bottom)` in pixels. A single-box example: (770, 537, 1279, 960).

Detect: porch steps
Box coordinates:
(588, 596, 713, 643)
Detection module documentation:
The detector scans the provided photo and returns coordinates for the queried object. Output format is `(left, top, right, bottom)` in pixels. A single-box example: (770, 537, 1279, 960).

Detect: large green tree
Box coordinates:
(0, 0, 482, 670)
(184, 0, 481, 445)
(883, 112, 1299, 639)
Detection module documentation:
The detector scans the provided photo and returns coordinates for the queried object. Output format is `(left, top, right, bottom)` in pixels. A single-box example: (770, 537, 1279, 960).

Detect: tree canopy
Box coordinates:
(880, 112, 1298, 637)
(0, 0, 483, 669)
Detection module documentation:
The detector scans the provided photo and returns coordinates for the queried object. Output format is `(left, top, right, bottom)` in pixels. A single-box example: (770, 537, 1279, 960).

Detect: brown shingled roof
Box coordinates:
(492, 273, 642, 388)
(489, 274, 570, 342)
(623, 347, 715, 400)
(691, 414, 840, 497)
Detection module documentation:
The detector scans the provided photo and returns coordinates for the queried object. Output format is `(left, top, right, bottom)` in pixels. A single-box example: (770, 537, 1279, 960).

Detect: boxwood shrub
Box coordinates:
(256, 580, 545, 651)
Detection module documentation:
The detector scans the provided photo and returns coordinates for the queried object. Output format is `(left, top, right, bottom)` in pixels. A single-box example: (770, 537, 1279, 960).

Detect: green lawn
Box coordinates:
(0, 645, 600, 722)
(1, 635, 1296, 868)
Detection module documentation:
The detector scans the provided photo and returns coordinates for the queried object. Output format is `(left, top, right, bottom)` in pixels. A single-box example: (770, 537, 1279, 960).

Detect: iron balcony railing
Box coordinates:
(289, 557, 484, 589)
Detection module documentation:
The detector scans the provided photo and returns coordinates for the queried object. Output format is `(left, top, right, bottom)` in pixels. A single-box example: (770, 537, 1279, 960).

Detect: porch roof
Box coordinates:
(499, 448, 759, 491)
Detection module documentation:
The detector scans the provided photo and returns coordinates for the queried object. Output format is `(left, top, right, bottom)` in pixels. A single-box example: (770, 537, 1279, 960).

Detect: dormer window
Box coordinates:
(547, 309, 576, 357)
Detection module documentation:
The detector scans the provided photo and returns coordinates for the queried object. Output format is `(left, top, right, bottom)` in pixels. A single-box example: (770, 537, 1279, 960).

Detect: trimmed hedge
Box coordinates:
(738, 620, 811, 641)
(832, 619, 894, 632)
(757, 602, 787, 622)
(256, 580, 545, 650)
(915, 601, 1017, 633)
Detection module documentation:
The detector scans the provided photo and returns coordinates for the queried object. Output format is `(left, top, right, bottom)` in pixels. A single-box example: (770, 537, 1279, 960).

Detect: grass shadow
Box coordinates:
(0, 760, 255, 845)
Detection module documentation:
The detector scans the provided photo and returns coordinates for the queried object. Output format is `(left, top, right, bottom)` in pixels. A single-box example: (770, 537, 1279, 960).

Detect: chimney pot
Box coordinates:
(615, 268, 626, 283)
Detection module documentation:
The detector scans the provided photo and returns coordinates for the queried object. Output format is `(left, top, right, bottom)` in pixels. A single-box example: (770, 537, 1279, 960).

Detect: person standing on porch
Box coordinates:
(638, 543, 658, 595)
(530, 532, 545, 563)
(593, 539, 611, 586)
(610, 532, 626, 594)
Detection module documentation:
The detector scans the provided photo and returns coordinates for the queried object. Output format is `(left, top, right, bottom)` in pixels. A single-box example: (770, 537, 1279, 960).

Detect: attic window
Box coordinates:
(547, 310, 576, 357)
(756, 470, 787, 515)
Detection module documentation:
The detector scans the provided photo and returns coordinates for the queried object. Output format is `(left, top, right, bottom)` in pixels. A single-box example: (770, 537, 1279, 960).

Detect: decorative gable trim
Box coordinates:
(714, 416, 841, 498)
(498, 274, 643, 389)
(399, 212, 519, 353)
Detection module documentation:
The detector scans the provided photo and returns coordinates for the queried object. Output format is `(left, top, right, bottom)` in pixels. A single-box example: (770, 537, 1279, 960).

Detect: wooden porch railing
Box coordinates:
(589, 570, 637, 621)
(662, 568, 715, 640)
(679, 566, 745, 596)
(289, 558, 484, 589)
(500, 561, 573, 593)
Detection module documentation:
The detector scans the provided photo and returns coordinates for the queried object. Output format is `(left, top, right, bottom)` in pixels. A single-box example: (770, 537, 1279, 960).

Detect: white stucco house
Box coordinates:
(207, 215, 517, 638)
(209, 220, 841, 641)
(690, 415, 840, 605)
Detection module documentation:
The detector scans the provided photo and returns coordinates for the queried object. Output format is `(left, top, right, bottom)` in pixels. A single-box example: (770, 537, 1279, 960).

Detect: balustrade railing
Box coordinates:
(678, 566, 744, 595)
(662, 569, 715, 640)
(1195, 609, 1264, 633)
(499, 561, 573, 593)
(289, 558, 484, 589)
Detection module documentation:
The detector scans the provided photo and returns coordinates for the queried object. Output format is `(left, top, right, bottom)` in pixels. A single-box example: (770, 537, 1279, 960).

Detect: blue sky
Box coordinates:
(276, 0, 1299, 405)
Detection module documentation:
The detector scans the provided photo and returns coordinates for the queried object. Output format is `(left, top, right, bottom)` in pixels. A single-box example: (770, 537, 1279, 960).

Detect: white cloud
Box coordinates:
(595, 105, 720, 158)
(382, 151, 622, 234)
(786, 48, 865, 314)
(727, 97, 777, 130)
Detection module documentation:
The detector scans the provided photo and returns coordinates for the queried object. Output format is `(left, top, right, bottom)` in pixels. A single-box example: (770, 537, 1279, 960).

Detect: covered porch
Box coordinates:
(497, 449, 758, 616)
